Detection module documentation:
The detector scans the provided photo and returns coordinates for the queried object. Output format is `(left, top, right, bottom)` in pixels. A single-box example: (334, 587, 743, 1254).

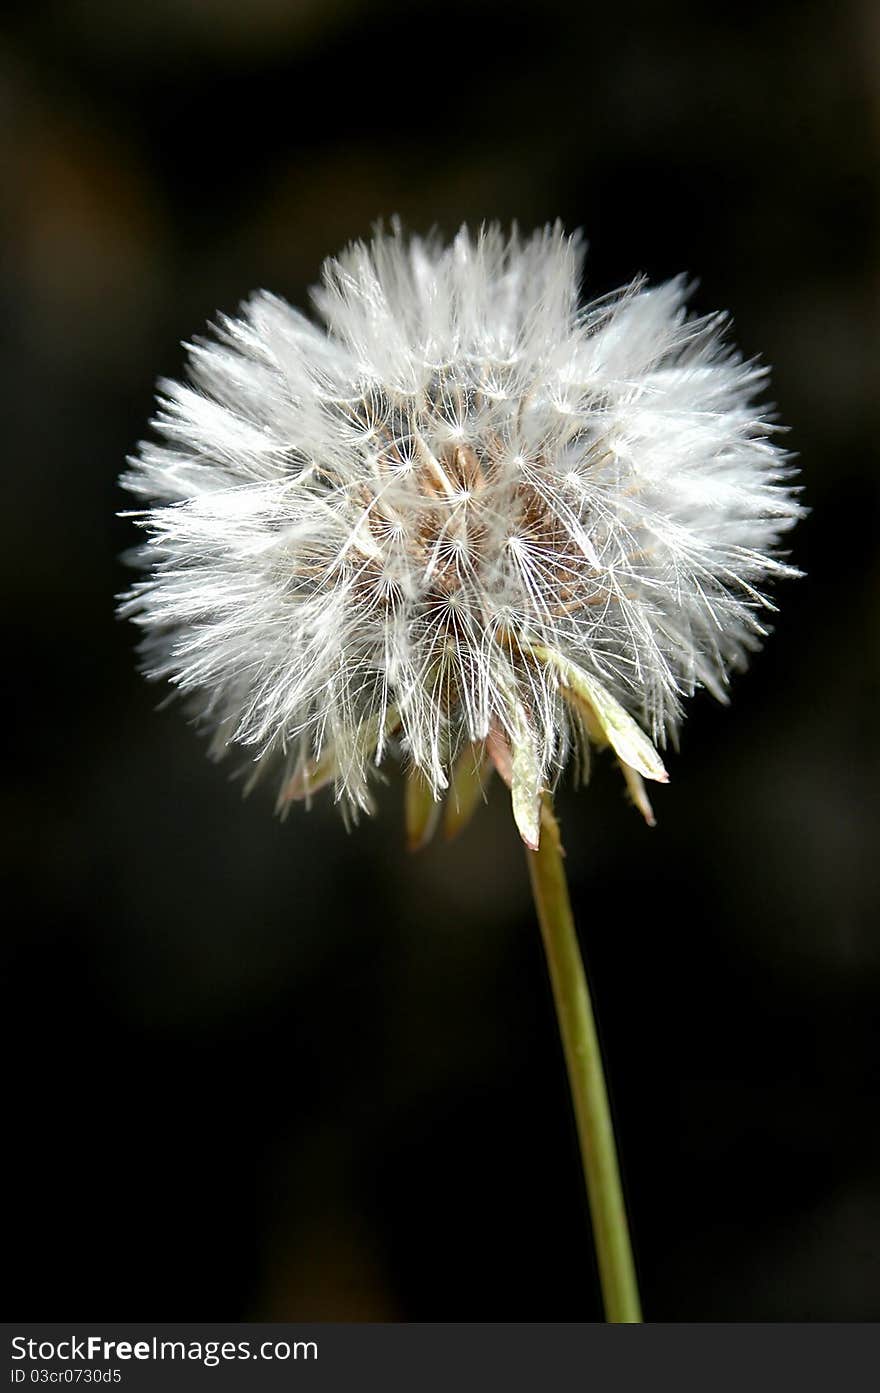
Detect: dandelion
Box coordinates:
(120, 222, 801, 1321)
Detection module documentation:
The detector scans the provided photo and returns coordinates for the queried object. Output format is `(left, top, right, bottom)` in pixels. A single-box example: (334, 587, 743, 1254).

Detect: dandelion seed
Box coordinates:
(119, 222, 802, 842)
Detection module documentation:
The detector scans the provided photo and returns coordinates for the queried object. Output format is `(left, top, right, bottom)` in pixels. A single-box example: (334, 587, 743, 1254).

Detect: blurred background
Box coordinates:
(3, 0, 878, 1322)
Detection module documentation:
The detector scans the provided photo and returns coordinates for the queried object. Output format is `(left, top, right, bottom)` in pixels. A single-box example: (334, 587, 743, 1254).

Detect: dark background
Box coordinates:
(3, 0, 878, 1321)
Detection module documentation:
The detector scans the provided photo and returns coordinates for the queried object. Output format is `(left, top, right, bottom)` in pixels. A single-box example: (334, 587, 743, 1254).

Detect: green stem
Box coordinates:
(525, 797, 642, 1323)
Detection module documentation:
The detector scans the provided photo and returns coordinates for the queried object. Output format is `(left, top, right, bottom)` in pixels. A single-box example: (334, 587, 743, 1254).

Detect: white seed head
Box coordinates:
(119, 222, 802, 840)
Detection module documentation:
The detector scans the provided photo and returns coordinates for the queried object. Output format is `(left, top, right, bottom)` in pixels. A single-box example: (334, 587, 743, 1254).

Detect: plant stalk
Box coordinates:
(525, 797, 642, 1323)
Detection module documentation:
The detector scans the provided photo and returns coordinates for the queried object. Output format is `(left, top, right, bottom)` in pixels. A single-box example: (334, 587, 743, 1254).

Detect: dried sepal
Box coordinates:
(443, 744, 493, 841)
(277, 744, 339, 807)
(278, 707, 400, 807)
(573, 674, 668, 784)
(405, 768, 442, 852)
(617, 759, 656, 827)
(511, 733, 543, 851)
(528, 645, 668, 784)
(486, 719, 543, 850)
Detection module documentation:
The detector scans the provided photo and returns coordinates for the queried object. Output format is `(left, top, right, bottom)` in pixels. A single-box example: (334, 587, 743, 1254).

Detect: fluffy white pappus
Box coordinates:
(119, 222, 802, 844)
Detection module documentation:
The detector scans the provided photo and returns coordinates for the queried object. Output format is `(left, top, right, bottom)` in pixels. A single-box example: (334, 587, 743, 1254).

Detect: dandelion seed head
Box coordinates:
(120, 222, 802, 836)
